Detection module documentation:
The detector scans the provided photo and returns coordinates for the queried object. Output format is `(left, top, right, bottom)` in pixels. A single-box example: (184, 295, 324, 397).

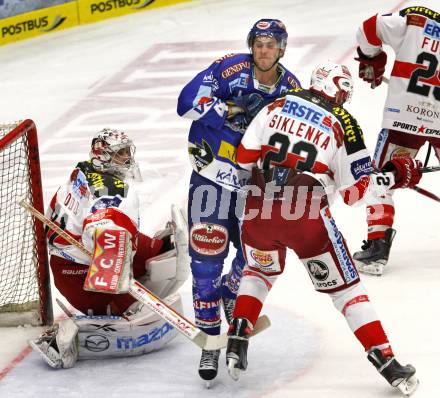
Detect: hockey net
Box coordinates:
(0, 120, 53, 326)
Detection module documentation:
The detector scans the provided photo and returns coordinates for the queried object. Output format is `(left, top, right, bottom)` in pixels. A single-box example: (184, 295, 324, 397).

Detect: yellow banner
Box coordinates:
(0, 3, 79, 46)
(77, 0, 191, 24)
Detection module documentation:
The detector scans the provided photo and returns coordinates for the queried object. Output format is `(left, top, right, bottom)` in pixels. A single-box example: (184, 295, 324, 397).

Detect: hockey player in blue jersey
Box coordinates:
(177, 18, 301, 384)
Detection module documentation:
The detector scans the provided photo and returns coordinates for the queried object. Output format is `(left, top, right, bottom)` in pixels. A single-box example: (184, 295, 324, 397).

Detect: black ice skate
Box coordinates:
(367, 349, 419, 396)
(226, 318, 252, 381)
(353, 228, 396, 276)
(198, 349, 220, 388)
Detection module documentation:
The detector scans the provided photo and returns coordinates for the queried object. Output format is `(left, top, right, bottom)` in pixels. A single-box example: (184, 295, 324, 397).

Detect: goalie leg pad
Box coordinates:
(76, 293, 182, 360)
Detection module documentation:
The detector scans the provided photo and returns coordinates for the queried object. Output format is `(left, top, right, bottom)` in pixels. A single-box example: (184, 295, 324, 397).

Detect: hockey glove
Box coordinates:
(237, 93, 266, 120)
(355, 47, 387, 88)
(382, 157, 422, 189)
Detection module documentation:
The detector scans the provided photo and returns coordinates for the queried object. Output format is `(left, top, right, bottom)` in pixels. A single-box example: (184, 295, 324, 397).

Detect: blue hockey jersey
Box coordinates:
(177, 53, 301, 191)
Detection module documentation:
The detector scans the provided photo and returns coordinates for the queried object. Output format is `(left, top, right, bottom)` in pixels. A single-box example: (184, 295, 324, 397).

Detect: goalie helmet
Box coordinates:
(310, 62, 354, 106)
(90, 128, 137, 179)
(247, 19, 288, 50)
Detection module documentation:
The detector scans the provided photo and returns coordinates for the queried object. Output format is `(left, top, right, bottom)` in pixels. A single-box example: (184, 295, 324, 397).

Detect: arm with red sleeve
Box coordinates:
(355, 11, 406, 87)
(330, 108, 422, 206)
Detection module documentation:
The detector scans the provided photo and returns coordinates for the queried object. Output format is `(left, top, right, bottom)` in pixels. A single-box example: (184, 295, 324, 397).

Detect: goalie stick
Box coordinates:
(19, 199, 270, 350)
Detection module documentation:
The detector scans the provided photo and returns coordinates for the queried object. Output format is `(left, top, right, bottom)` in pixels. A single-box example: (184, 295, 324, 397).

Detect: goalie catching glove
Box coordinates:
(141, 204, 190, 298)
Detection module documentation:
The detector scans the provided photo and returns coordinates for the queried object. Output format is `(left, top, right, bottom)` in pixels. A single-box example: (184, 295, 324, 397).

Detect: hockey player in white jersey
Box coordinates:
(353, 6, 440, 275)
(30, 128, 190, 369)
(225, 62, 421, 396)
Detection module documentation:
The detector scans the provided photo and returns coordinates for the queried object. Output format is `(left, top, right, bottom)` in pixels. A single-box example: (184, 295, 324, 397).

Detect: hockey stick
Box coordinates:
(19, 199, 270, 350)
(373, 76, 440, 202)
(410, 186, 440, 203)
(420, 165, 440, 173)
(424, 143, 432, 167)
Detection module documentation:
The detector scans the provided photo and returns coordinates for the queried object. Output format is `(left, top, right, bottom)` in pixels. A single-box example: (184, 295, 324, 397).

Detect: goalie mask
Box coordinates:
(90, 128, 137, 179)
(247, 19, 288, 51)
(310, 62, 354, 106)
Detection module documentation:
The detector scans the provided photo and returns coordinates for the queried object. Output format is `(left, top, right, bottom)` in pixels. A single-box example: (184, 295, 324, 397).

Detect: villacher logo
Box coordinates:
(90, 0, 155, 14)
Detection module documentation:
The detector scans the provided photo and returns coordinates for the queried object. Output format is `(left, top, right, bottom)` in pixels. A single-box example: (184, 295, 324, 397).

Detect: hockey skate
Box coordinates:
(353, 228, 396, 276)
(198, 349, 220, 388)
(226, 318, 252, 381)
(367, 349, 419, 396)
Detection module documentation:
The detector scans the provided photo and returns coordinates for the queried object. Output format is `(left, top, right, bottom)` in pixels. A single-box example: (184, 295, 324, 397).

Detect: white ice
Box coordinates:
(0, 0, 439, 397)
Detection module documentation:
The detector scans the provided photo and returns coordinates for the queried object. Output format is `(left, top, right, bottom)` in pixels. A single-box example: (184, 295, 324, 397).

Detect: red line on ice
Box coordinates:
(0, 345, 33, 381)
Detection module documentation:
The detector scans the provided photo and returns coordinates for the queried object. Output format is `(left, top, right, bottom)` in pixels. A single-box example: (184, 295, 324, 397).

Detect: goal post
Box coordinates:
(0, 120, 53, 326)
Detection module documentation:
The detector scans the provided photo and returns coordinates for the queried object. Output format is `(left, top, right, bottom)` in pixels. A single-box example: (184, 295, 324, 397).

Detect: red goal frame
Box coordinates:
(0, 120, 53, 326)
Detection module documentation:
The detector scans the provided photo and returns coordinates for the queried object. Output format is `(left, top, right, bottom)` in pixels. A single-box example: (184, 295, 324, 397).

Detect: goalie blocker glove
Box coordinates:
(355, 47, 387, 88)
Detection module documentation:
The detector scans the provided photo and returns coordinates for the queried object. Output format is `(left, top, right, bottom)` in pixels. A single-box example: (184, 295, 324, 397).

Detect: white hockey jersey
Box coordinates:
(357, 6, 440, 136)
(46, 161, 140, 265)
(236, 89, 373, 205)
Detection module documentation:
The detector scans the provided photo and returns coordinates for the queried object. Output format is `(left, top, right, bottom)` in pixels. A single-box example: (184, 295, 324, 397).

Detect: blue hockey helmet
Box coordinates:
(247, 19, 288, 50)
